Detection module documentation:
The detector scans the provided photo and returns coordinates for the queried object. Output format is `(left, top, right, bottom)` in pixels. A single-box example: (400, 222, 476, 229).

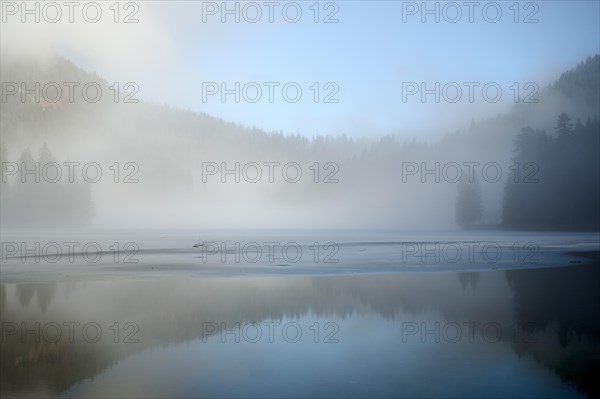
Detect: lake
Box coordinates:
(1, 230, 599, 398)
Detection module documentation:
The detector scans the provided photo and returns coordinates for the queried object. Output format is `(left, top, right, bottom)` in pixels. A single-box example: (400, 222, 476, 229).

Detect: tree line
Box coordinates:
(1, 143, 94, 227)
(456, 112, 600, 231)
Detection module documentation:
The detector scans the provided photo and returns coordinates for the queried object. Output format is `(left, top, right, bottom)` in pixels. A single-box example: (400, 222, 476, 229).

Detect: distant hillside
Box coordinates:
(0, 54, 361, 158)
(553, 55, 600, 110)
(1, 52, 598, 229)
(2, 53, 598, 159)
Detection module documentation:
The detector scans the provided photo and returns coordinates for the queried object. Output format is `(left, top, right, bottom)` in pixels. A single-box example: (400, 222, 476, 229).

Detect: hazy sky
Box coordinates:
(2, 0, 599, 138)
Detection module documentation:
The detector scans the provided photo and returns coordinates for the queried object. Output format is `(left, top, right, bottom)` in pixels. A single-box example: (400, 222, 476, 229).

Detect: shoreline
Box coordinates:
(1, 248, 597, 285)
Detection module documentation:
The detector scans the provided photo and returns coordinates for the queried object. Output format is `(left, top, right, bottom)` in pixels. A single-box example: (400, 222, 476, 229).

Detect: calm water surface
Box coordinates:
(1, 231, 599, 398)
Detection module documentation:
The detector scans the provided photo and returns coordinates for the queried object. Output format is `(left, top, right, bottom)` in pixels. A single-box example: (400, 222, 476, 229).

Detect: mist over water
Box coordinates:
(1, 1, 599, 398)
(1, 1, 599, 230)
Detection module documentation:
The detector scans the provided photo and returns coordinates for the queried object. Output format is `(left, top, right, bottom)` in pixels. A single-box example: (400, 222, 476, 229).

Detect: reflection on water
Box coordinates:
(1, 265, 599, 398)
